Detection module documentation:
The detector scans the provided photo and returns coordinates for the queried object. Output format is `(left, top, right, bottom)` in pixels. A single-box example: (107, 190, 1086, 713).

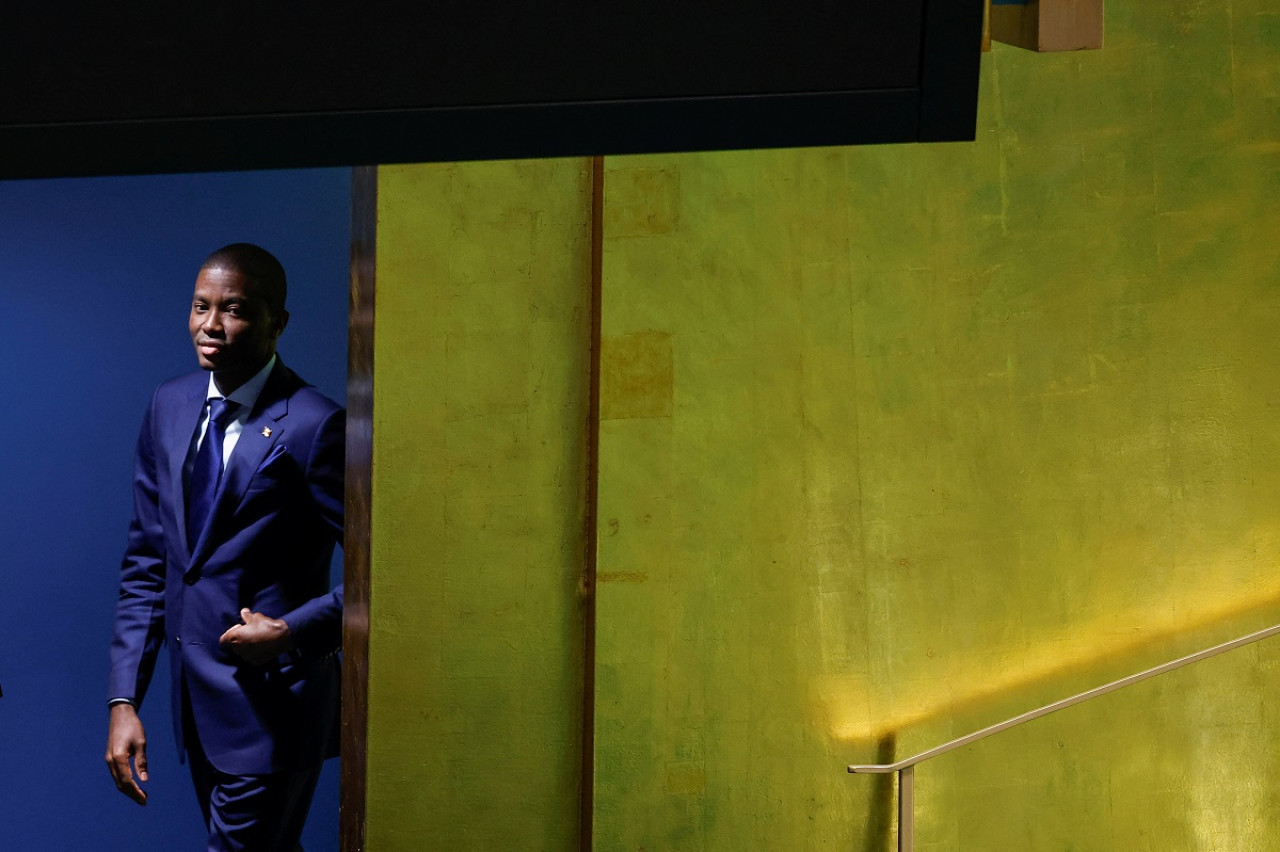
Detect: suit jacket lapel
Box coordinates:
(171, 376, 209, 561)
(187, 361, 295, 572)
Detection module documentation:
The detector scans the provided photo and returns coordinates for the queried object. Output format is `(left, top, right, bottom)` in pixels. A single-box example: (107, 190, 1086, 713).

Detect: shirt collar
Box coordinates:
(205, 353, 277, 412)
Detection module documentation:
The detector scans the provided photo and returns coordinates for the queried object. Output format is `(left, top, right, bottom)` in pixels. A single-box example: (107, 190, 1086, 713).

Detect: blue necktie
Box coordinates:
(186, 397, 237, 547)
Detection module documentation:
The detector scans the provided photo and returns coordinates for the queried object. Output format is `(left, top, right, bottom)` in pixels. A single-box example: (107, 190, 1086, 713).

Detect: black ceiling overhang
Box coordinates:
(0, 0, 984, 179)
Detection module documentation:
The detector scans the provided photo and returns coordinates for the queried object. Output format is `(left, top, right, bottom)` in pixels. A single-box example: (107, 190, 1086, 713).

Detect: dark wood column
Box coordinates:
(342, 165, 376, 852)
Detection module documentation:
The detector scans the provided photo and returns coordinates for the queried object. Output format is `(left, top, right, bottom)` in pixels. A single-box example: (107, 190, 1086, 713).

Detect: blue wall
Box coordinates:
(0, 169, 351, 850)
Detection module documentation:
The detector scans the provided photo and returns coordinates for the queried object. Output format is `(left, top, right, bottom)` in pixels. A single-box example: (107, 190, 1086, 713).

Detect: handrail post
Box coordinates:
(850, 623, 1280, 852)
(898, 765, 914, 852)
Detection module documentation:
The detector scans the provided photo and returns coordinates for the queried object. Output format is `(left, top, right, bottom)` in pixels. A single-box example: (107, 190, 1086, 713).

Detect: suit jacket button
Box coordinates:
(175, 635, 181, 644)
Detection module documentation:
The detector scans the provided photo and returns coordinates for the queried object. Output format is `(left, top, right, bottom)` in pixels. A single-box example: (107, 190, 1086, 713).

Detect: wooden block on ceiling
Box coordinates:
(991, 0, 1103, 52)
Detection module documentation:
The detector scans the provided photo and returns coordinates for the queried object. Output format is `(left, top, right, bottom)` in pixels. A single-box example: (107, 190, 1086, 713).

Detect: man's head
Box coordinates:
(189, 243, 290, 394)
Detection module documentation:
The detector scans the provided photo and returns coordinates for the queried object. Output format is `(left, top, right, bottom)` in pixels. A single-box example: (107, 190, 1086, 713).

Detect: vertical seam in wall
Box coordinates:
(342, 164, 376, 852)
(579, 155, 604, 852)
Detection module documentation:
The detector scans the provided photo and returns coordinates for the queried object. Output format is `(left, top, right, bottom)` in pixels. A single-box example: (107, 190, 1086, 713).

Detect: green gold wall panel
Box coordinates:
(593, 0, 1280, 847)
(367, 160, 592, 850)
(364, 0, 1280, 848)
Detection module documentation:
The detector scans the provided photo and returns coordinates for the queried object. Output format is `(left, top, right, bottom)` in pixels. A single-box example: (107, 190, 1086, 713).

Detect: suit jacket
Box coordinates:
(108, 359, 344, 775)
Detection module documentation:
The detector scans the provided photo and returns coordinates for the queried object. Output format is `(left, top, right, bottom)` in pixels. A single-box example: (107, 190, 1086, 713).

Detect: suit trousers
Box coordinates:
(182, 678, 322, 852)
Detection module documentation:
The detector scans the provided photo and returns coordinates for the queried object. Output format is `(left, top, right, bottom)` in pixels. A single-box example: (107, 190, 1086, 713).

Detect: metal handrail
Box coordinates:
(847, 621, 1280, 851)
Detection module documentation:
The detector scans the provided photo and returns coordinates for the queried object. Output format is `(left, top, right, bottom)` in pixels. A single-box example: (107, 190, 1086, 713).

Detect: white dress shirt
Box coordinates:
(197, 354, 277, 463)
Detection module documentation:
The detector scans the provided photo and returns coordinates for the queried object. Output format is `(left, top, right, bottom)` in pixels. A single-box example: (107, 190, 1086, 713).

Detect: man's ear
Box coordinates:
(273, 310, 290, 340)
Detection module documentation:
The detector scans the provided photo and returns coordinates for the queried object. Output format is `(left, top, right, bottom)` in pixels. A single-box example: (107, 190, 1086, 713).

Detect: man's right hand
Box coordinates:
(105, 703, 149, 805)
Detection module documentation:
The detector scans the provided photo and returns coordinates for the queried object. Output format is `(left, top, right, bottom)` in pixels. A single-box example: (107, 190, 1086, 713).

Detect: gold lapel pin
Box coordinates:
(262, 426, 273, 438)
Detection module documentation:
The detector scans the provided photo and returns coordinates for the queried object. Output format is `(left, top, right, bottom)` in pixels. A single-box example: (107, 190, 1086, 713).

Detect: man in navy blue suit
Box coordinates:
(105, 244, 344, 851)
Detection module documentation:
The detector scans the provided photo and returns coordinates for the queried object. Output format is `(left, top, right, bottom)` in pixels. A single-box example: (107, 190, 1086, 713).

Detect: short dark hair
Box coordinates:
(201, 243, 288, 315)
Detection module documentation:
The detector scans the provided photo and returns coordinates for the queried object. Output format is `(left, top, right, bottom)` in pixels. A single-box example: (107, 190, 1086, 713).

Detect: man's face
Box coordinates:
(189, 265, 287, 390)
